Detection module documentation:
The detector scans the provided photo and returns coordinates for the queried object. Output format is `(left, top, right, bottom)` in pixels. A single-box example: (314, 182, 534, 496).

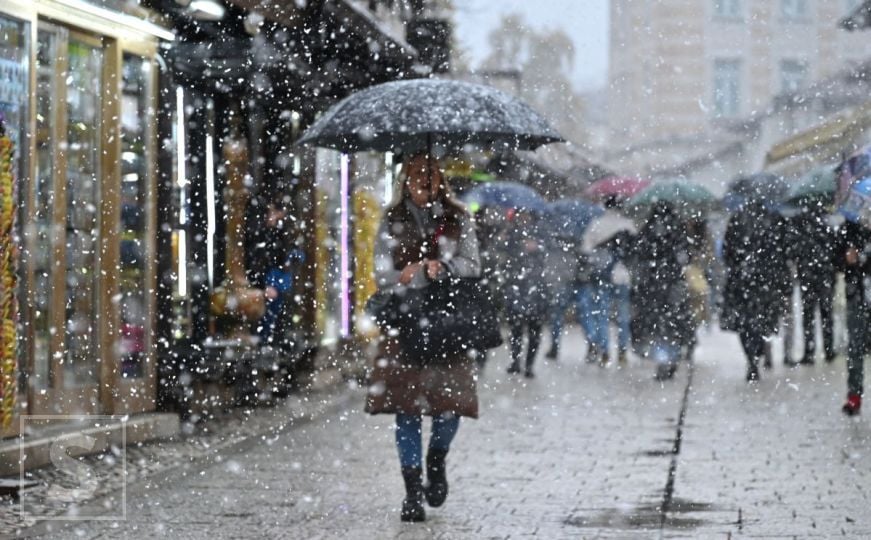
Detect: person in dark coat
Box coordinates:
(835, 220, 871, 415)
(500, 210, 549, 377)
(631, 202, 693, 380)
(245, 194, 304, 349)
(722, 201, 791, 381)
(365, 153, 482, 522)
(789, 206, 837, 365)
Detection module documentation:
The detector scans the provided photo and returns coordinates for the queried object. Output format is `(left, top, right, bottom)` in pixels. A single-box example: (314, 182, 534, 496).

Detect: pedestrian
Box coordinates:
(579, 200, 637, 365)
(835, 219, 871, 415)
(543, 236, 579, 360)
(790, 206, 837, 365)
(721, 201, 791, 382)
(500, 210, 549, 377)
(631, 201, 693, 380)
(365, 153, 482, 522)
(245, 192, 303, 350)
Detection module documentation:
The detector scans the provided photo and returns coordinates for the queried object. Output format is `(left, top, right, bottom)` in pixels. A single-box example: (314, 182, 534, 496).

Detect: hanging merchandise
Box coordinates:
(0, 120, 17, 428)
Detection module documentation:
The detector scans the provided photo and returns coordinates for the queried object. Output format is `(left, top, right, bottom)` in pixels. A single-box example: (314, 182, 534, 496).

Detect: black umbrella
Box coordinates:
(297, 78, 563, 154)
(724, 173, 787, 211)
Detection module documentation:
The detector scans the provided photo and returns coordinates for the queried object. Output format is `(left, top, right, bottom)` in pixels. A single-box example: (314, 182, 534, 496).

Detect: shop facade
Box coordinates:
(0, 0, 171, 435)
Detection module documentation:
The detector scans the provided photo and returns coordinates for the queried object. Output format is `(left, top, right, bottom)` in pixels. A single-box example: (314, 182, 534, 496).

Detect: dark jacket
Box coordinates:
(835, 220, 871, 305)
(366, 197, 482, 418)
(631, 205, 693, 349)
(788, 210, 837, 285)
(721, 204, 791, 335)
(500, 226, 549, 321)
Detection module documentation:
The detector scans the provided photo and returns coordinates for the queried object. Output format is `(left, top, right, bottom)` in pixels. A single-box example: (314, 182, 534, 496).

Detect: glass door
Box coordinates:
(28, 24, 104, 414)
(63, 34, 103, 391)
(114, 49, 157, 413)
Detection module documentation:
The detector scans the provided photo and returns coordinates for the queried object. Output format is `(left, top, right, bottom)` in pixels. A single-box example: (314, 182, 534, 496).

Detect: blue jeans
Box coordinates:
(578, 283, 610, 351)
(611, 284, 631, 352)
(395, 413, 460, 469)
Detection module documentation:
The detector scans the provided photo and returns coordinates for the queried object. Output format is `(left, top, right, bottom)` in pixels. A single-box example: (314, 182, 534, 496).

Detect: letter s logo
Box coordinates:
(46, 433, 98, 503)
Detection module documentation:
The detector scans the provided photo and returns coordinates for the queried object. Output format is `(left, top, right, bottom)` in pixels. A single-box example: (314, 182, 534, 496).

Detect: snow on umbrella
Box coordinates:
(462, 181, 547, 213)
(296, 78, 564, 154)
(723, 173, 787, 211)
(786, 164, 837, 206)
(628, 179, 718, 217)
(542, 199, 604, 239)
(584, 176, 651, 203)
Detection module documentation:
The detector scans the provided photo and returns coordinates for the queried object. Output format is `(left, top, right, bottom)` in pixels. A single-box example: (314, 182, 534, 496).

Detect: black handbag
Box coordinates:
(368, 278, 503, 362)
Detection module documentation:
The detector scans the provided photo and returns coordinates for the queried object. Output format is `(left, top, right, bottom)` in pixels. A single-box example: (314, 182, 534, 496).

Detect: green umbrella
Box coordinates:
(628, 179, 718, 217)
(787, 164, 837, 205)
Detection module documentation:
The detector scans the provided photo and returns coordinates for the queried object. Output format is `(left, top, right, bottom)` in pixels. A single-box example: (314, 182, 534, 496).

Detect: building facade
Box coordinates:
(608, 0, 871, 150)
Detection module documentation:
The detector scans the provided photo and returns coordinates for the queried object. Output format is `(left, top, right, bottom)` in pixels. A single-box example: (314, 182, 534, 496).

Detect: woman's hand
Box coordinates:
(846, 247, 859, 266)
(425, 260, 444, 280)
(399, 262, 422, 285)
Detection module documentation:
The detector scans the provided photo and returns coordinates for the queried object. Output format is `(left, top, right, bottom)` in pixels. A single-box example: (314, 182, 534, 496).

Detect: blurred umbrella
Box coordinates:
(462, 181, 547, 213)
(582, 210, 637, 253)
(837, 145, 871, 205)
(584, 176, 650, 202)
(542, 199, 604, 239)
(840, 176, 871, 228)
(297, 79, 564, 154)
(628, 179, 718, 217)
(724, 173, 787, 211)
(786, 164, 837, 206)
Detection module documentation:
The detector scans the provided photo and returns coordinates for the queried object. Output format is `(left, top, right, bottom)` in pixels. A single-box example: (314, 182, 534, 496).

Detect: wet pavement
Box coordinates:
(20, 326, 871, 539)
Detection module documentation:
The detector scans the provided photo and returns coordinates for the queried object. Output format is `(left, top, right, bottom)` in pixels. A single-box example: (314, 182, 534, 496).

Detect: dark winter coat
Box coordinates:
(365, 197, 482, 418)
(500, 226, 549, 322)
(788, 210, 836, 286)
(631, 205, 694, 350)
(721, 205, 791, 336)
(835, 220, 871, 304)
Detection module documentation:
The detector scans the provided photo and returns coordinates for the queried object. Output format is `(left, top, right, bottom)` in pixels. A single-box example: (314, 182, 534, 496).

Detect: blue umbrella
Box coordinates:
(462, 181, 547, 213)
(542, 199, 604, 238)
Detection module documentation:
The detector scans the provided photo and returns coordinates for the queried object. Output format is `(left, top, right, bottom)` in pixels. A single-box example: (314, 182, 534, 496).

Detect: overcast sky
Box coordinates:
(451, 0, 610, 91)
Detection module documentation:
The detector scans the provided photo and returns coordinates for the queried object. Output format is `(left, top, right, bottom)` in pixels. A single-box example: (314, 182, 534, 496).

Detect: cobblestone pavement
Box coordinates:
(20, 326, 871, 539)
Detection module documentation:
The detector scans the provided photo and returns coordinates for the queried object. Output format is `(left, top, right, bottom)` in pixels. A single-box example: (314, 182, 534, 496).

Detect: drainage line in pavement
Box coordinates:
(659, 358, 695, 535)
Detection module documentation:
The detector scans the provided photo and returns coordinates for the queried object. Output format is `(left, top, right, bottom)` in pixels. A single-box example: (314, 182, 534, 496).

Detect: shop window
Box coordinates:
(118, 53, 152, 379)
(64, 38, 103, 387)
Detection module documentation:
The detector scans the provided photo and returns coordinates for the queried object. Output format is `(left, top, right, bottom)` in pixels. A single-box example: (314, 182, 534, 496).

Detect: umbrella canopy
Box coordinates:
(837, 145, 871, 204)
(787, 164, 837, 206)
(840, 176, 871, 228)
(584, 176, 650, 202)
(542, 199, 604, 239)
(581, 210, 637, 253)
(628, 180, 718, 217)
(724, 173, 787, 211)
(462, 181, 547, 213)
(297, 79, 564, 154)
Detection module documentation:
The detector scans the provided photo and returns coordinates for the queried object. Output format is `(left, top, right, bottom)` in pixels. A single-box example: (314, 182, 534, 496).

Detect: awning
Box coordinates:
(841, 0, 871, 30)
(765, 102, 871, 165)
(325, 0, 418, 63)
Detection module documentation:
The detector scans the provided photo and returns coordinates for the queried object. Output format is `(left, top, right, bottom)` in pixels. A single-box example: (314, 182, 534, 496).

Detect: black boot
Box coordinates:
(425, 448, 449, 507)
(746, 358, 760, 382)
(400, 467, 426, 522)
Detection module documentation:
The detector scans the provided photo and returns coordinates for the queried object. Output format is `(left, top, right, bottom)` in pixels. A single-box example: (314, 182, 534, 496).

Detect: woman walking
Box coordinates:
(631, 202, 693, 380)
(500, 209, 548, 377)
(721, 200, 790, 381)
(366, 153, 482, 522)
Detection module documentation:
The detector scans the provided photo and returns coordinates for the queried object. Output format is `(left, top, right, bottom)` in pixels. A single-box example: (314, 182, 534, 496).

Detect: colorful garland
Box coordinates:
(0, 134, 16, 428)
